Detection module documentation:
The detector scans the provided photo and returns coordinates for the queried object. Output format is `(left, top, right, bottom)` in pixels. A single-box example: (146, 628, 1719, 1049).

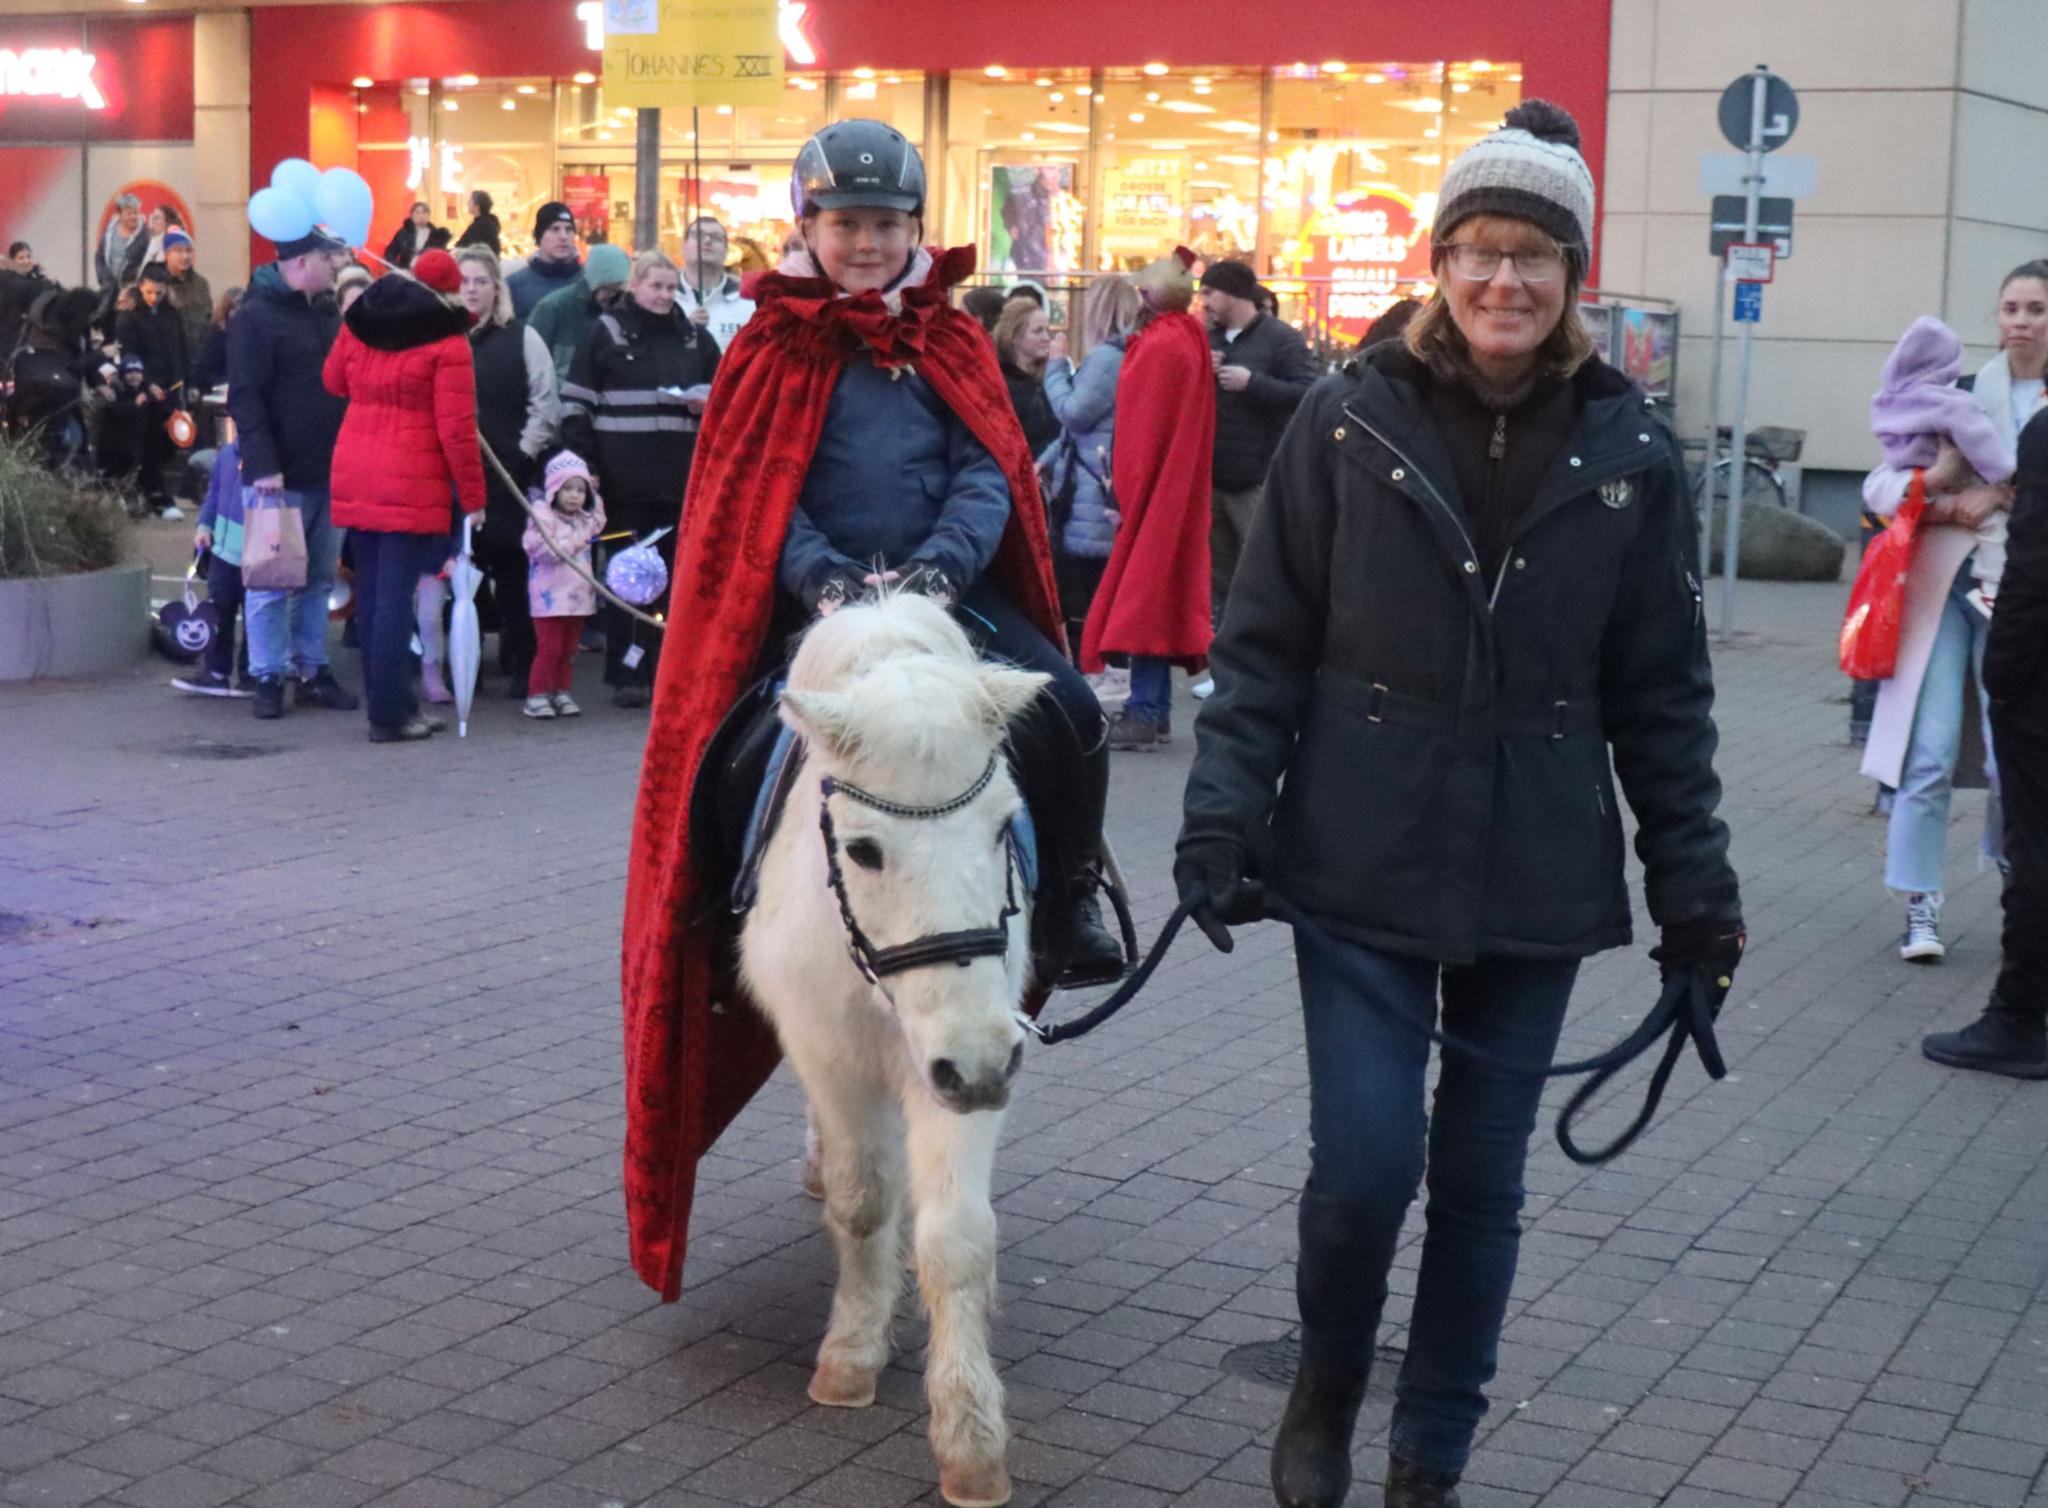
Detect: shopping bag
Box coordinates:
(241, 489, 308, 592)
(1838, 471, 1925, 681)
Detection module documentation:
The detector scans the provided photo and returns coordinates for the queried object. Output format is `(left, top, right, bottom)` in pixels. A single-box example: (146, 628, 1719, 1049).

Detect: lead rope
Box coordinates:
(478, 436, 668, 629)
(1029, 896, 1728, 1166)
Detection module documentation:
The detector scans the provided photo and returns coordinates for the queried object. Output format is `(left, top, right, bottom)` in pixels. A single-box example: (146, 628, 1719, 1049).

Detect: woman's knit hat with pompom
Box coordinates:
(1434, 100, 1596, 273)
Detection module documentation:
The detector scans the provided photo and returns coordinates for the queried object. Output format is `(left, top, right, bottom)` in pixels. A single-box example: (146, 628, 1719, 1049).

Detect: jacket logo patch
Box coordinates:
(1599, 479, 1634, 510)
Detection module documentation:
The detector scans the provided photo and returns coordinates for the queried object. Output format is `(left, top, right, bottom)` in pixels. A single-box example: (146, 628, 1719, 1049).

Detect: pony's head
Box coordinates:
(780, 594, 1048, 1113)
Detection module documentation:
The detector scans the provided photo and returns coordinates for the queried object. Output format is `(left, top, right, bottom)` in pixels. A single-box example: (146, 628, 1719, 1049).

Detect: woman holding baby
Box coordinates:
(1862, 259, 2048, 973)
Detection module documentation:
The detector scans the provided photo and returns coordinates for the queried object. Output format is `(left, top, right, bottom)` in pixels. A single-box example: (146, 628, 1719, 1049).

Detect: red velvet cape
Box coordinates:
(1080, 309, 1216, 672)
(620, 246, 1064, 1301)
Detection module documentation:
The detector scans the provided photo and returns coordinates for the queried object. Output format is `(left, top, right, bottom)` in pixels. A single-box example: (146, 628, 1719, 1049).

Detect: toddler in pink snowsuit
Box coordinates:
(1871, 315, 2013, 611)
(522, 451, 607, 719)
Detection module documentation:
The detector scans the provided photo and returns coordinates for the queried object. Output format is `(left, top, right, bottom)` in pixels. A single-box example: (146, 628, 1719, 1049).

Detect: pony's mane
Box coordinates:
(788, 595, 1003, 767)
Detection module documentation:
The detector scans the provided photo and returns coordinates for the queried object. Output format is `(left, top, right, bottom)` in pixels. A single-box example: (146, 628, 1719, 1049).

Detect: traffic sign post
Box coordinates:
(1712, 200, 1794, 259)
(1725, 243, 1775, 284)
(1714, 64, 1797, 639)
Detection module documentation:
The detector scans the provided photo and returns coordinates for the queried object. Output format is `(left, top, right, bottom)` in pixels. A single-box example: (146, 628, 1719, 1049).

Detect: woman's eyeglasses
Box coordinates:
(1439, 244, 1568, 285)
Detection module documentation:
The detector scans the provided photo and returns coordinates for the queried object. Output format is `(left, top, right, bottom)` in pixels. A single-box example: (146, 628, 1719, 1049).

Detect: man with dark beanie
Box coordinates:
(1922, 407, 2048, 1078)
(1199, 256, 1317, 626)
(506, 201, 583, 319)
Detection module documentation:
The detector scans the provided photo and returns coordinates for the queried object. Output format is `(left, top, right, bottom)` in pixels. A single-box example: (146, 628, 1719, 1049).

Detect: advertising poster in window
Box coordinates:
(989, 163, 1080, 276)
(1098, 158, 1185, 270)
(1281, 188, 1433, 344)
(1618, 307, 1677, 400)
(563, 174, 611, 244)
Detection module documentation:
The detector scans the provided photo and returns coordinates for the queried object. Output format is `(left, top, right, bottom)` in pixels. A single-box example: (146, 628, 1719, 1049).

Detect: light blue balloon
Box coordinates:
(247, 186, 314, 244)
(270, 158, 323, 211)
(315, 167, 375, 249)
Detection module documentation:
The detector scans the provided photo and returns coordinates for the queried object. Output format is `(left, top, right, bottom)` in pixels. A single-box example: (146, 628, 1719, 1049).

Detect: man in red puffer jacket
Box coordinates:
(324, 249, 487, 742)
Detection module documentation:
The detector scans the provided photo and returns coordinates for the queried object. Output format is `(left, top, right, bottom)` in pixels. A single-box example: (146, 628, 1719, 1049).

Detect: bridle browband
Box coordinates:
(817, 752, 1023, 989)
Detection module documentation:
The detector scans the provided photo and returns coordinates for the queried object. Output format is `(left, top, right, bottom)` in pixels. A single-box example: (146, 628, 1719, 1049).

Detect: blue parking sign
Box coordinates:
(1734, 280, 1764, 323)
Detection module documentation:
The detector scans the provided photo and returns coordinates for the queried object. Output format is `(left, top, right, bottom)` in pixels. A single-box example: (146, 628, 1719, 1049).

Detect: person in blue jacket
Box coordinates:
(771, 120, 1124, 986)
(1040, 273, 1139, 644)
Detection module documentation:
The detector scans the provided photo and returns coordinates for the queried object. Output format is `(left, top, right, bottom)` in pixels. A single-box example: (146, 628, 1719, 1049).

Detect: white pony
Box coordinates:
(740, 593, 1048, 1508)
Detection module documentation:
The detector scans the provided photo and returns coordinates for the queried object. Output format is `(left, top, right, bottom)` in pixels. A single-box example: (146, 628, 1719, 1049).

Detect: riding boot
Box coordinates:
(1051, 885, 1126, 989)
(1270, 1364, 1368, 1508)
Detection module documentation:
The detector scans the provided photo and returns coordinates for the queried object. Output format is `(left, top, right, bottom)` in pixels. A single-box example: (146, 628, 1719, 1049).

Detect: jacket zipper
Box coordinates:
(1341, 403, 1486, 598)
(1489, 414, 1507, 460)
(1488, 444, 1656, 609)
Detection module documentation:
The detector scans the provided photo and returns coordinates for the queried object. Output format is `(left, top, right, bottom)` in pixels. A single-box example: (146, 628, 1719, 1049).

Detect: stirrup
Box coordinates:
(1051, 840, 1141, 991)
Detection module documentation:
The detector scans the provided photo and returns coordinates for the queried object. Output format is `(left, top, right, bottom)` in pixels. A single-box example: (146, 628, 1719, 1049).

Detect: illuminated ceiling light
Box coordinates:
(715, 103, 734, 114)
(1192, 75, 1211, 86)
(1508, 72, 1523, 81)
(516, 84, 538, 95)
(1192, 84, 1211, 95)
(1469, 59, 1492, 72)
(1194, 159, 1208, 170)
(792, 76, 818, 89)
(597, 129, 613, 140)
(442, 99, 459, 111)
(1422, 126, 1441, 138)
(351, 76, 374, 89)
(984, 65, 1007, 78)
(1034, 77, 1051, 87)
(1127, 111, 1145, 122)
(1452, 82, 1471, 93)
(1076, 85, 1092, 97)
(573, 71, 596, 85)
(1145, 90, 1159, 102)
(1320, 60, 1346, 74)
(501, 97, 516, 110)
(1020, 131, 1036, 141)
(413, 85, 430, 96)
(853, 67, 875, 79)
(1203, 120, 1260, 134)
(1141, 62, 1168, 76)
(884, 75, 902, 84)
(1390, 96, 1445, 112)
(455, 73, 478, 86)
(1409, 153, 1442, 164)
(1035, 121, 1089, 134)
(1048, 91, 1064, 102)
(1267, 129, 1278, 142)
(1363, 72, 1386, 84)
(1160, 100, 1214, 114)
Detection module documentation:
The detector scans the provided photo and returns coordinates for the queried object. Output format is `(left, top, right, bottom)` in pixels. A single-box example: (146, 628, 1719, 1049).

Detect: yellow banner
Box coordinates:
(600, 0, 783, 111)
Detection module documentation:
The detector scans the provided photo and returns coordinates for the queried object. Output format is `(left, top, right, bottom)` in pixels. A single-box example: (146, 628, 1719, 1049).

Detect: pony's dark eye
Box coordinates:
(846, 838, 885, 871)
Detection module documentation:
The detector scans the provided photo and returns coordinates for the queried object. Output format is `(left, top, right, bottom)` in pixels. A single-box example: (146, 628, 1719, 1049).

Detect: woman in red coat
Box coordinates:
(324, 250, 487, 742)
(1081, 247, 1216, 749)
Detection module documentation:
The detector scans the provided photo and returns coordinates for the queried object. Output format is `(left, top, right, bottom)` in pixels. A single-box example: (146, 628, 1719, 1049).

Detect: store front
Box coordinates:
(252, 0, 1609, 343)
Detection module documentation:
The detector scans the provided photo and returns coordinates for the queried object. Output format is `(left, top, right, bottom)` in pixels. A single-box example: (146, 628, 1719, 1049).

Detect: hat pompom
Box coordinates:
(412, 248, 460, 294)
(1503, 99, 1581, 150)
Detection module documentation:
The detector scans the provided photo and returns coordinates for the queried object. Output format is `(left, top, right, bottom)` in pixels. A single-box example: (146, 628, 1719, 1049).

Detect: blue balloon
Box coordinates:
(247, 186, 315, 244)
(315, 167, 375, 249)
(270, 158, 323, 211)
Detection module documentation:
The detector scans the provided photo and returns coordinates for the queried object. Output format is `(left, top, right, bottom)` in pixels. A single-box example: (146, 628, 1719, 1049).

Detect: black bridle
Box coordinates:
(817, 753, 1024, 990)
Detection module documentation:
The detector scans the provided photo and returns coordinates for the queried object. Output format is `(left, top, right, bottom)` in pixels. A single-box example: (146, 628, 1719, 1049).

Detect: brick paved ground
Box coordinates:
(2, 579, 2044, 1508)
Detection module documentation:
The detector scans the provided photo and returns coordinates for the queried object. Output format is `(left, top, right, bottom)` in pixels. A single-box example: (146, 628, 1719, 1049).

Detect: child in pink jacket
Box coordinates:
(522, 451, 607, 719)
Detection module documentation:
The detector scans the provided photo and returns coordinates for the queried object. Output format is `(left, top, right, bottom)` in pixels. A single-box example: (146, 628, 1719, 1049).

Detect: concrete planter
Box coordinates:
(0, 562, 150, 682)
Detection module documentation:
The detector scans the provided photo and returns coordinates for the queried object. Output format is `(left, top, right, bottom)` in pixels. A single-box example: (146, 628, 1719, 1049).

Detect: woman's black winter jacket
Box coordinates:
(1180, 344, 1741, 962)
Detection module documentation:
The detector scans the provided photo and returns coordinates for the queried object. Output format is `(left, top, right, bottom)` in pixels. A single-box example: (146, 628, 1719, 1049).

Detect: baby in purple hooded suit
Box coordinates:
(1871, 315, 2012, 611)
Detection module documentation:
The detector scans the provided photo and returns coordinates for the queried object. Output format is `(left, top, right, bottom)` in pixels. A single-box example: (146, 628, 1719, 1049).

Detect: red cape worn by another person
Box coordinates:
(620, 245, 1064, 1301)
(1080, 308, 1215, 672)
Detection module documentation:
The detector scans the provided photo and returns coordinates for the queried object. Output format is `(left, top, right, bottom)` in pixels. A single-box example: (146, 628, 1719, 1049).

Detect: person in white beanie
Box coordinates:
(1174, 101, 1743, 1508)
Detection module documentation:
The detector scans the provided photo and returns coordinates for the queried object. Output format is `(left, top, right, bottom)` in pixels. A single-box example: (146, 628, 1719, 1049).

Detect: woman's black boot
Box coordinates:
(1270, 1364, 1368, 1508)
(1384, 1455, 1462, 1508)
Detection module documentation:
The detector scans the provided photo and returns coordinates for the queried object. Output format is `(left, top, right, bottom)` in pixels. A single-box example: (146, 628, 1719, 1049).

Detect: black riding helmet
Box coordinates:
(791, 120, 926, 218)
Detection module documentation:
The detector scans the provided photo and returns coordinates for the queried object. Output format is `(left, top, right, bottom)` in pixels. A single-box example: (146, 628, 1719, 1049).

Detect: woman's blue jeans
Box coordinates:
(1293, 927, 1576, 1475)
(1885, 570, 1997, 896)
(1126, 656, 1171, 721)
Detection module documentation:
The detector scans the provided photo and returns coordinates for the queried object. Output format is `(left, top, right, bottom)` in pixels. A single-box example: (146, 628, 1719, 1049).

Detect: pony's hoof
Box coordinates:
(939, 1460, 1012, 1508)
(808, 1361, 877, 1408)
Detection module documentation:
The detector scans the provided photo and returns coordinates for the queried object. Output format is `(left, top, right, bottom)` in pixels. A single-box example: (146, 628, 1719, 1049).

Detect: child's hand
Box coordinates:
(194, 526, 212, 552)
(1922, 441, 1974, 494)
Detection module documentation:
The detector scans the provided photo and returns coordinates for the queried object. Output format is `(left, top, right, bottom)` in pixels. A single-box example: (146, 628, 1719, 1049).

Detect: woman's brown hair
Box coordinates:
(993, 296, 1048, 378)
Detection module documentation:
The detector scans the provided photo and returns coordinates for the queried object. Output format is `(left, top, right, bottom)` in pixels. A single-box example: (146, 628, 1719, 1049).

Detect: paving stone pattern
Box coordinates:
(2, 581, 2044, 1508)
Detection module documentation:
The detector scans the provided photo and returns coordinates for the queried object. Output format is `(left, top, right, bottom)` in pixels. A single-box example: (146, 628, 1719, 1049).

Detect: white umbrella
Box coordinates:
(449, 514, 484, 737)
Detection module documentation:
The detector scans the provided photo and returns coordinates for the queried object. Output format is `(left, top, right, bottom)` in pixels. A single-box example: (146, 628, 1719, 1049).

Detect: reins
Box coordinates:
(1028, 896, 1729, 1166)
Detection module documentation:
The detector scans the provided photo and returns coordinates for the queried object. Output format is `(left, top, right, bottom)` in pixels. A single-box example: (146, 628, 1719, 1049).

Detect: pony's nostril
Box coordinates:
(1005, 1041, 1024, 1080)
(930, 1058, 965, 1096)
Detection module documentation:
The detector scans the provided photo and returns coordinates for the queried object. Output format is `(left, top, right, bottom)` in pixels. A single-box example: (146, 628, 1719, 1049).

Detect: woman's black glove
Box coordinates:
(1651, 919, 1746, 1013)
(1173, 838, 1265, 953)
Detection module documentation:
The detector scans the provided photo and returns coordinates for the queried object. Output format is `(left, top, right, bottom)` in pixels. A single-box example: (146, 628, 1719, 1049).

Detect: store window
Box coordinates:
(555, 73, 829, 264)
(435, 78, 554, 254)
(1263, 61, 1520, 342)
(941, 68, 1094, 278)
(1092, 68, 1260, 270)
